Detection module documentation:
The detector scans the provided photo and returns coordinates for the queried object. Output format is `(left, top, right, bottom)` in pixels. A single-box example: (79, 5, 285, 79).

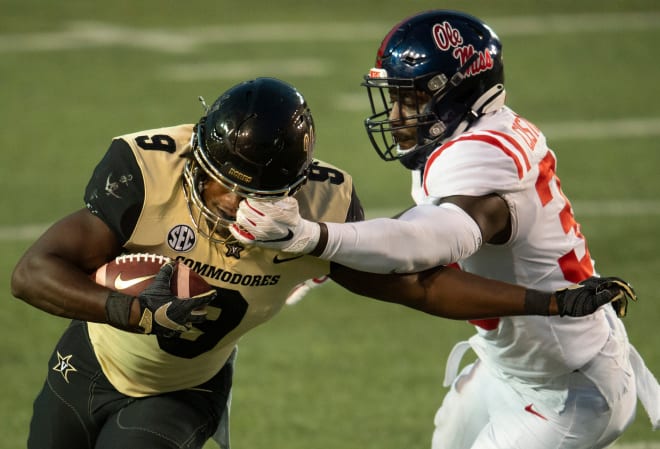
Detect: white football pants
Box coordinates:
(431, 356, 637, 449)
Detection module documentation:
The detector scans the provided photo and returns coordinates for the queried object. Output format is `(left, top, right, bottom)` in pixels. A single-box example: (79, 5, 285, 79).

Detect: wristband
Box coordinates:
(105, 291, 135, 328)
(523, 289, 552, 316)
(310, 222, 328, 257)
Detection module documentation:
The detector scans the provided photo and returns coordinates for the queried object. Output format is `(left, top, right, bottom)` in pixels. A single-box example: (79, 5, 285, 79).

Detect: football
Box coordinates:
(93, 253, 213, 298)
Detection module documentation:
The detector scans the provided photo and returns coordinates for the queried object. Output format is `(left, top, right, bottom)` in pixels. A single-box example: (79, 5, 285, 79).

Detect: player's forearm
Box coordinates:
(11, 252, 111, 323)
(416, 268, 558, 319)
(330, 264, 558, 319)
(315, 204, 482, 274)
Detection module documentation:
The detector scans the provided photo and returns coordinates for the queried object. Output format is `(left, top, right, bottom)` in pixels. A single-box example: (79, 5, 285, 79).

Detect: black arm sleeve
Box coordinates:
(345, 184, 365, 223)
(84, 139, 145, 244)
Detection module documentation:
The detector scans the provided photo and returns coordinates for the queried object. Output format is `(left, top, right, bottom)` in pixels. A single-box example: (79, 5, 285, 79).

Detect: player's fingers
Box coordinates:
(594, 288, 616, 306)
(154, 261, 175, 283)
(183, 293, 215, 322)
(188, 309, 208, 323)
(605, 278, 637, 302)
(242, 199, 267, 216)
(239, 200, 266, 222)
(245, 197, 299, 223)
(596, 286, 629, 317)
(189, 289, 216, 303)
(230, 223, 256, 242)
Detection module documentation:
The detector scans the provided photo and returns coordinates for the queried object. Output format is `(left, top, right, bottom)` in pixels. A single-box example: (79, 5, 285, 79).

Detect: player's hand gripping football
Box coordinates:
(554, 276, 637, 317)
(230, 197, 320, 253)
(136, 262, 216, 337)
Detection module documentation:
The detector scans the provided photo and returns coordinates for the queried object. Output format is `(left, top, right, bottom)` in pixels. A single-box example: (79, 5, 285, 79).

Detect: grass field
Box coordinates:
(1, 1, 659, 448)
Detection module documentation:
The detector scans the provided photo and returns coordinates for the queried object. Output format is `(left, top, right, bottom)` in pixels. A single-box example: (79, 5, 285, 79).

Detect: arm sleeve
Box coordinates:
(83, 139, 145, 244)
(319, 202, 482, 274)
(346, 185, 365, 223)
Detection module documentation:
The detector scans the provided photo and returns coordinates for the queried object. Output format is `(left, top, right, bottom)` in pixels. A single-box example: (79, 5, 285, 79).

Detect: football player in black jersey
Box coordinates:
(11, 77, 632, 449)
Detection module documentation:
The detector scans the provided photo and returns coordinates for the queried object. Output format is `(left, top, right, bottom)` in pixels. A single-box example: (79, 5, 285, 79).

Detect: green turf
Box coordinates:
(2, 1, 659, 448)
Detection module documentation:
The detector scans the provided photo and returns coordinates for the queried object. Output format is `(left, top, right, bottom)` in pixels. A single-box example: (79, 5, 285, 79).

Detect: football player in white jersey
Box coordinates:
(12, 77, 635, 449)
(230, 12, 659, 449)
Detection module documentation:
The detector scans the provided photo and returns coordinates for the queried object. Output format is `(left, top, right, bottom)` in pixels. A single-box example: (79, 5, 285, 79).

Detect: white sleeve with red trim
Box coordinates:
(420, 131, 530, 202)
(318, 203, 482, 274)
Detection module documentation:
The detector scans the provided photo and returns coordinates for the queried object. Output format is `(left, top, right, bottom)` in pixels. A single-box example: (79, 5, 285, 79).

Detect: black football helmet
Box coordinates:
(363, 10, 505, 168)
(183, 77, 315, 241)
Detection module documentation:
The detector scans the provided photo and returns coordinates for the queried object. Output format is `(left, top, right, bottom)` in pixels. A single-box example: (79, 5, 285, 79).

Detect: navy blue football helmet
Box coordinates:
(184, 77, 315, 240)
(363, 10, 505, 168)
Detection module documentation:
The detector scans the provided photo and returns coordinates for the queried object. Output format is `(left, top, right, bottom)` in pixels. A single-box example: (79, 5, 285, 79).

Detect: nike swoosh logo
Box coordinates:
(154, 303, 187, 332)
(114, 273, 157, 290)
(524, 404, 547, 420)
(273, 254, 305, 264)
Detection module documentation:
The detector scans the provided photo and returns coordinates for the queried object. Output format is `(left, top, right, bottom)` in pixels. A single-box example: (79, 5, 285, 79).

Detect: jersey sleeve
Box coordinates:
(321, 202, 482, 273)
(296, 160, 363, 224)
(346, 185, 365, 223)
(422, 137, 527, 201)
(84, 139, 145, 244)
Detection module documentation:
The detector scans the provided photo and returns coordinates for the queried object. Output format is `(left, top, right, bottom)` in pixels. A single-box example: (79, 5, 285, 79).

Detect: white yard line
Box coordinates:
(165, 59, 331, 81)
(334, 92, 660, 138)
(542, 118, 660, 140)
(613, 444, 660, 449)
(0, 223, 51, 241)
(0, 12, 659, 53)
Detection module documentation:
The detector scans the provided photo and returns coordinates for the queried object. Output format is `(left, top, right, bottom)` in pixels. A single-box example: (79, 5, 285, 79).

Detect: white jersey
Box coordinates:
(414, 106, 610, 380)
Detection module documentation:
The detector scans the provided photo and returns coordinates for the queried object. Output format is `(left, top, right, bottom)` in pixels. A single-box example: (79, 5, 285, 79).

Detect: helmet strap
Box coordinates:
(399, 144, 435, 171)
(471, 84, 506, 115)
(450, 83, 506, 138)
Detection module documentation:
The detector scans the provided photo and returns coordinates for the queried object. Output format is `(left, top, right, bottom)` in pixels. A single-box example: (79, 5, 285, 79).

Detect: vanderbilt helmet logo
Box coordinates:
(304, 127, 314, 153)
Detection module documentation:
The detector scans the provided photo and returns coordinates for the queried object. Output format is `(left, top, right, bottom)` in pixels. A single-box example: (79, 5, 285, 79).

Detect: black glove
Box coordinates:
(137, 262, 216, 337)
(555, 276, 637, 317)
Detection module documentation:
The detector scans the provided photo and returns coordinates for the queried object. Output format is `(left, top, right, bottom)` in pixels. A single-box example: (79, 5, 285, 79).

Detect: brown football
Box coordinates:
(93, 253, 213, 298)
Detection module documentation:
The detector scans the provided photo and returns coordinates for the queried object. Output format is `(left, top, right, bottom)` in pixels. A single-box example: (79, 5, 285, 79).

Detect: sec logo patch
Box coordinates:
(168, 225, 196, 252)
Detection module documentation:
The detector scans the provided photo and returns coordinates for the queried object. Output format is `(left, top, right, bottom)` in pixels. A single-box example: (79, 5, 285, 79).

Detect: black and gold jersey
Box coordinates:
(84, 124, 362, 396)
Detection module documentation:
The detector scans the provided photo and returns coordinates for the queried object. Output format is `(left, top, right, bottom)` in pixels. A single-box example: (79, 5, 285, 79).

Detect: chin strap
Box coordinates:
(452, 84, 506, 137)
(399, 145, 435, 170)
(474, 84, 506, 114)
(398, 84, 506, 172)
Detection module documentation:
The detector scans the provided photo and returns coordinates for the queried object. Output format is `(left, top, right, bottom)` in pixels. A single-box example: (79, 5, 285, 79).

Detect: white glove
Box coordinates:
(230, 197, 321, 253)
(285, 276, 330, 305)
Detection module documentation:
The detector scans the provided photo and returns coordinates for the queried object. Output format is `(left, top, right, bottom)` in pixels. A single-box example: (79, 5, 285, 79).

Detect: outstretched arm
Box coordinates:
(231, 197, 483, 273)
(233, 197, 636, 318)
(329, 263, 635, 319)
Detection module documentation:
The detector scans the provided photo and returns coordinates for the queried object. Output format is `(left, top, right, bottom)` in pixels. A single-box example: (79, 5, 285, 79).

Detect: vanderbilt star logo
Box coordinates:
(225, 243, 244, 259)
(53, 351, 77, 383)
